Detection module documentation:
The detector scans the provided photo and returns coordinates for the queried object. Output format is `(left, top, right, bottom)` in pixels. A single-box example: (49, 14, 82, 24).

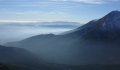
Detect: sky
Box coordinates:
(0, 0, 120, 23)
(0, 0, 120, 44)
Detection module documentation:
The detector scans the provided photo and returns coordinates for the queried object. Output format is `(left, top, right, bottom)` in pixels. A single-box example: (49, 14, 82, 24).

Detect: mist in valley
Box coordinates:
(0, 22, 80, 44)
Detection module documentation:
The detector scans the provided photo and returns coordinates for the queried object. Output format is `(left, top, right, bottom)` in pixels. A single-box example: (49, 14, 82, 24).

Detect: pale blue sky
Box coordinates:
(0, 0, 120, 23)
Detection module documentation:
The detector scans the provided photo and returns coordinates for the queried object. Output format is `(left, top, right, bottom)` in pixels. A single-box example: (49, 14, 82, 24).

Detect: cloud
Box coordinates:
(0, 11, 81, 23)
(0, 0, 120, 6)
(50, 0, 119, 4)
(0, 0, 119, 4)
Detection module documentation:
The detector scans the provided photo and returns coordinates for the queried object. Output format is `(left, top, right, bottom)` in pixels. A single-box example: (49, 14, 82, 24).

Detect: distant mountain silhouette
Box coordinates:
(39, 21, 81, 28)
(5, 10, 120, 65)
(0, 45, 50, 70)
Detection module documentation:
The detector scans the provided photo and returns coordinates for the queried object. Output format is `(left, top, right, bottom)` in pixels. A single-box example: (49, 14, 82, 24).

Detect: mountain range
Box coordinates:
(0, 45, 46, 70)
(5, 11, 120, 65)
(0, 45, 69, 70)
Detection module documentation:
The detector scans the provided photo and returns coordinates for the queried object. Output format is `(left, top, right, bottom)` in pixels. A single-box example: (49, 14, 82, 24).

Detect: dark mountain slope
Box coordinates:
(65, 11, 120, 40)
(0, 45, 50, 70)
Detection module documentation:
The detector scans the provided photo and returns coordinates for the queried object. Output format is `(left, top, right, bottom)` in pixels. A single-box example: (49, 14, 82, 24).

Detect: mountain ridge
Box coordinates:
(5, 10, 120, 65)
(64, 10, 120, 40)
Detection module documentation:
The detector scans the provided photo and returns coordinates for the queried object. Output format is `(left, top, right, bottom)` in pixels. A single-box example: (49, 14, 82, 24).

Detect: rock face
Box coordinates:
(5, 11, 120, 65)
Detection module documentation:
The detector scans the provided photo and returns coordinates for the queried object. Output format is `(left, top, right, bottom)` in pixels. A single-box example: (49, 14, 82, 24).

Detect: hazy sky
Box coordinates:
(0, 0, 120, 44)
(0, 0, 120, 23)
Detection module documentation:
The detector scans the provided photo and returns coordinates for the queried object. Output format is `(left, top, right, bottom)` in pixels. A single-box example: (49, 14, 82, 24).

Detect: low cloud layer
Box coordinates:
(0, 22, 80, 44)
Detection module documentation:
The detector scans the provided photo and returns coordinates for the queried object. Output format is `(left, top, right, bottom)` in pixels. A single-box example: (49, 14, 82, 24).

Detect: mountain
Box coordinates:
(39, 21, 81, 28)
(5, 10, 120, 65)
(0, 45, 53, 70)
(0, 45, 73, 70)
(65, 11, 120, 40)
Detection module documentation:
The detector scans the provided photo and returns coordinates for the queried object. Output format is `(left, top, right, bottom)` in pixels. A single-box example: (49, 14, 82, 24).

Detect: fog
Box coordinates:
(0, 22, 80, 44)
